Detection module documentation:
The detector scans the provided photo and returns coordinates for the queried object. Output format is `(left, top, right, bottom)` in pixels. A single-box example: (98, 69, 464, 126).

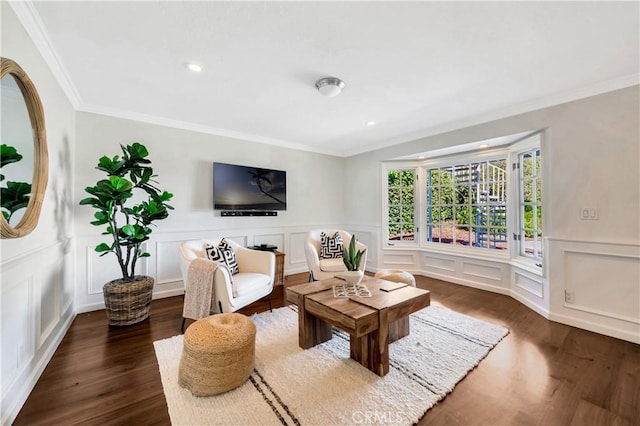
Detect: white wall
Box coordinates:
(345, 86, 640, 343)
(73, 112, 349, 311)
(0, 5, 76, 424)
(2, 3, 638, 421)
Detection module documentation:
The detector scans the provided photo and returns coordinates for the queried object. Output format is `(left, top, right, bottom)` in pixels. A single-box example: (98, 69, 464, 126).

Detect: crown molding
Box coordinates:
(344, 74, 640, 157)
(78, 103, 343, 158)
(8, 0, 637, 159)
(9, 0, 82, 108)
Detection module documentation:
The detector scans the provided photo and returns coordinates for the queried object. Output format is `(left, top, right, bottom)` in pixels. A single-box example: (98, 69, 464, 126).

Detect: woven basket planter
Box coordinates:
(103, 275, 154, 326)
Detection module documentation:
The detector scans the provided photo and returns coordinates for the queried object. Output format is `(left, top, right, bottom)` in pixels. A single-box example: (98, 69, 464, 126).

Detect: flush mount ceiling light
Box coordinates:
(315, 77, 345, 97)
(366, 121, 377, 126)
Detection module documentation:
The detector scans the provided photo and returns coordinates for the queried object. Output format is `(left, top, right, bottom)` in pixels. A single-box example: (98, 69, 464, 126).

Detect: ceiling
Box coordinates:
(14, 1, 640, 157)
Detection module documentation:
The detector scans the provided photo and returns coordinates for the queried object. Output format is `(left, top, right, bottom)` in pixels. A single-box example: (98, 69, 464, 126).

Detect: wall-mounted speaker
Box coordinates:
(220, 211, 277, 217)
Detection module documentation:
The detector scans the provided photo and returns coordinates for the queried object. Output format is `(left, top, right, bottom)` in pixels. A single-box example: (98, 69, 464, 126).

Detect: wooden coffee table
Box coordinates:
(286, 276, 430, 376)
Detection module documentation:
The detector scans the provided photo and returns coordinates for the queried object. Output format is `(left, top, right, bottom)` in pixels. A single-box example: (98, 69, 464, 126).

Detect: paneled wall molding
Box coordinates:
(417, 269, 512, 296)
(547, 236, 640, 248)
(548, 239, 638, 343)
(381, 240, 638, 344)
(1, 240, 66, 269)
(1, 241, 75, 426)
(1, 309, 74, 426)
(74, 224, 355, 312)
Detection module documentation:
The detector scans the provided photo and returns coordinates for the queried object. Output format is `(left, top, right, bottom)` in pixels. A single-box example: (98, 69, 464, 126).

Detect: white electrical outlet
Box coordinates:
(580, 207, 599, 220)
(564, 290, 575, 304)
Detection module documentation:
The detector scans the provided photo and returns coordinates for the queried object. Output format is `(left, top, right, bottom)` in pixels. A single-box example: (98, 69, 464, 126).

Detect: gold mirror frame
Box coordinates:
(1, 57, 48, 238)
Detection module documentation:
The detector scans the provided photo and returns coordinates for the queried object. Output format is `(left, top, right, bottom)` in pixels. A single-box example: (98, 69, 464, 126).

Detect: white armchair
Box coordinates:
(179, 239, 275, 330)
(304, 229, 367, 281)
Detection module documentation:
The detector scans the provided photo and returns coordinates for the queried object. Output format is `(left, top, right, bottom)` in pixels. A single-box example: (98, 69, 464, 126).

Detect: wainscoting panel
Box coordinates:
(252, 233, 285, 251)
(85, 243, 148, 295)
(383, 253, 416, 267)
(564, 250, 639, 320)
(288, 232, 307, 266)
(74, 225, 350, 312)
(513, 269, 544, 298)
(156, 240, 182, 285)
(462, 261, 503, 281)
(386, 249, 511, 294)
(39, 258, 62, 347)
(1, 242, 75, 426)
(424, 255, 456, 273)
(1, 271, 33, 397)
(547, 238, 640, 344)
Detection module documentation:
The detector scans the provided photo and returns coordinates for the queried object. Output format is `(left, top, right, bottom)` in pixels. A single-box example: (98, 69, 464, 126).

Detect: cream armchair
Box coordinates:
(304, 230, 367, 281)
(179, 239, 275, 331)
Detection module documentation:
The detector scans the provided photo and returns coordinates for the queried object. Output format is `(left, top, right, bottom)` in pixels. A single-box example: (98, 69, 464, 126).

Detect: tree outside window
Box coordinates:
(387, 169, 415, 241)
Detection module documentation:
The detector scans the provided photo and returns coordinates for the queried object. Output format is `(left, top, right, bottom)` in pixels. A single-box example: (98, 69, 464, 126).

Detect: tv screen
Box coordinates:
(213, 162, 287, 211)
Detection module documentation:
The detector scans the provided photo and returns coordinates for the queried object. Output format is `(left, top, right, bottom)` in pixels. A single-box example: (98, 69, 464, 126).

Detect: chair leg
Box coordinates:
(180, 318, 186, 334)
(268, 294, 273, 312)
(218, 301, 223, 313)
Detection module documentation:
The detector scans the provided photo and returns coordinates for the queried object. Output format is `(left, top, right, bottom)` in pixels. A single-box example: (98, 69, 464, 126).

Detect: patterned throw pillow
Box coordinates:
(320, 232, 344, 259)
(204, 238, 239, 275)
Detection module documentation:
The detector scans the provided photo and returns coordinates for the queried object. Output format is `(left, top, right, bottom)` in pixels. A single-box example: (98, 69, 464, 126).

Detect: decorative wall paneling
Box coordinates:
(547, 238, 639, 344)
(0, 242, 74, 425)
(380, 237, 639, 344)
(74, 225, 355, 313)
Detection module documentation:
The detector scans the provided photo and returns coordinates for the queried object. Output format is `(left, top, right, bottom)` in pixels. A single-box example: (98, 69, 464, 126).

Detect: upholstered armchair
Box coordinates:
(179, 239, 275, 331)
(304, 229, 367, 281)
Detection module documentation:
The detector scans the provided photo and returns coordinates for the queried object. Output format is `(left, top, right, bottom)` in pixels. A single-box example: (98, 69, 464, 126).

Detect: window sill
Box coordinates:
(510, 258, 544, 277)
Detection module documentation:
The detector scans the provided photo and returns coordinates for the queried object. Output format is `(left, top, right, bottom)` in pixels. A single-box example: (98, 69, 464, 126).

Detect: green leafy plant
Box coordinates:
(342, 234, 366, 271)
(1, 143, 31, 222)
(79, 142, 173, 281)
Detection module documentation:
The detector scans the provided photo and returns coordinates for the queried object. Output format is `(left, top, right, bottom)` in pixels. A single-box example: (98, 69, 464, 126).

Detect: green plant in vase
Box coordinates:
(0, 143, 32, 223)
(79, 142, 173, 325)
(341, 234, 367, 285)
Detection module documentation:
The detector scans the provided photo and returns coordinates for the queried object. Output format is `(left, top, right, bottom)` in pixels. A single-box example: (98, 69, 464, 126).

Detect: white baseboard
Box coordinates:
(548, 312, 640, 344)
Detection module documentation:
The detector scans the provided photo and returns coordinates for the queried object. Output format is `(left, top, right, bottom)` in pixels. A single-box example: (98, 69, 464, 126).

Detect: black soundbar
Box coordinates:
(220, 211, 277, 217)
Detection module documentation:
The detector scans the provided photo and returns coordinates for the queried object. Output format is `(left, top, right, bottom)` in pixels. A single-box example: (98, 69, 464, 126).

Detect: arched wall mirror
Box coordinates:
(1, 57, 48, 238)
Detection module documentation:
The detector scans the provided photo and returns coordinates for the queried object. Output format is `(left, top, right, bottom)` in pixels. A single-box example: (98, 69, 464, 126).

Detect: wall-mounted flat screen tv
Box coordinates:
(213, 162, 287, 211)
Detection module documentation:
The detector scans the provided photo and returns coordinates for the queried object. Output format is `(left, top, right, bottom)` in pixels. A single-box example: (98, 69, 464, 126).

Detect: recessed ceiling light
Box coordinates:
(367, 121, 376, 126)
(479, 144, 489, 148)
(186, 63, 203, 72)
(418, 156, 425, 159)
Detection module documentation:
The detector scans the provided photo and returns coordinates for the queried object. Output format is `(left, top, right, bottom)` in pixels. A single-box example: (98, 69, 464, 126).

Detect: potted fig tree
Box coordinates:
(80, 142, 173, 326)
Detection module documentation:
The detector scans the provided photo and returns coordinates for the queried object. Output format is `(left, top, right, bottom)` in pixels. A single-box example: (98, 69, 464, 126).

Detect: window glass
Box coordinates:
(426, 160, 508, 250)
(387, 169, 415, 241)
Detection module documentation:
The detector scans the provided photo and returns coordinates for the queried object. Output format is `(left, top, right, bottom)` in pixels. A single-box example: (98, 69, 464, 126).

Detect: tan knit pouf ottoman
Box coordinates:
(178, 313, 256, 396)
(375, 269, 416, 287)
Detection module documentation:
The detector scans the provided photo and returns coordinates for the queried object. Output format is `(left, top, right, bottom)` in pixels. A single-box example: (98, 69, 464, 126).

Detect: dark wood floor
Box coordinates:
(15, 273, 640, 426)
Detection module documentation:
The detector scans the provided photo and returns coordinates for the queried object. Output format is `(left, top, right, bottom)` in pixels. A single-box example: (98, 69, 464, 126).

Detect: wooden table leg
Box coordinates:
(350, 308, 390, 376)
(299, 296, 332, 349)
(389, 316, 410, 343)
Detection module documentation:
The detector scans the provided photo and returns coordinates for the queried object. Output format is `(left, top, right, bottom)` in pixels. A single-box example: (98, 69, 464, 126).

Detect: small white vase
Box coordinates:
(341, 270, 364, 285)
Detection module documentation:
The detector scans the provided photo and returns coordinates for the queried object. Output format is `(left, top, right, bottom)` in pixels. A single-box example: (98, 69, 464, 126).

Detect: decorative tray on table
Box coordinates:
(333, 283, 372, 298)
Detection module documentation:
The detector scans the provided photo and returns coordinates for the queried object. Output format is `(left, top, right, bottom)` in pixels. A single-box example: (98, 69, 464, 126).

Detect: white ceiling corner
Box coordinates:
(11, 1, 640, 157)
(9, 0, 82, 109)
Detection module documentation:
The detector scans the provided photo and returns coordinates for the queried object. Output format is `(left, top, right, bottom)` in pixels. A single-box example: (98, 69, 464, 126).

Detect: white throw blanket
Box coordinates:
(182, 258, 218, 320)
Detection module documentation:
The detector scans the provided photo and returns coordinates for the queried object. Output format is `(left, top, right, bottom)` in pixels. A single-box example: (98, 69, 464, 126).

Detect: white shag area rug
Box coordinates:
(154, 305, 508, 425)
